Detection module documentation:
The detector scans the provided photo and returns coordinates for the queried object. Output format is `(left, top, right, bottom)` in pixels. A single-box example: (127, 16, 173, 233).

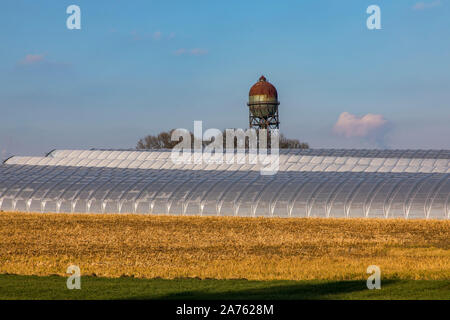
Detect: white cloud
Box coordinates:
(190, 48, 208, 56)
(152, 31, 162, 40)
(130, 30, 174, 41)
(15, 54, 70, 73)
(333, 112, 388, 138)
(19, 54, 45, 65)
(130, 30, 141, 41)
(175, 48, 208, 56)
(174, 48, 186, 55)
(413, 0, 442, 10)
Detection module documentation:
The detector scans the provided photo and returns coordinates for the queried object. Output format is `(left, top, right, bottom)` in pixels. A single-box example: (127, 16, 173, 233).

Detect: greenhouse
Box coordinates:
(0, 149, 449, 219)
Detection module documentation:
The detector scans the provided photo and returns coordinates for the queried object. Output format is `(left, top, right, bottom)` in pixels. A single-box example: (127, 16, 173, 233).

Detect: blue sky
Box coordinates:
(1, 0, 449, 157)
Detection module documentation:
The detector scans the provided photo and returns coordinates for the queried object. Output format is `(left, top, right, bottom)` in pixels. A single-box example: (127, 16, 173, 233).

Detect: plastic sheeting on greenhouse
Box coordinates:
(1, 149, 449, 219)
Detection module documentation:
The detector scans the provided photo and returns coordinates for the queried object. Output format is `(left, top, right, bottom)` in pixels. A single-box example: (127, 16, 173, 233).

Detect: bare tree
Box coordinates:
(137, 129, 201, 149)
(279, 134, 309, 149)
(137, 130, 179, 149)
(137, 130, 309, 150)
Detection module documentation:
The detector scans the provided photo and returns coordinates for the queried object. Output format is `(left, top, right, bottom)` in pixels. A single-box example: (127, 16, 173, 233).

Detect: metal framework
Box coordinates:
(248, 101, 280, 130)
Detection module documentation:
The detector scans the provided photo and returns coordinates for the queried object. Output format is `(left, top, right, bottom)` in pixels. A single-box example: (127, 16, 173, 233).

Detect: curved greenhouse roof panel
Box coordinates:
(0, 149, 449, 219)
(5, 150, 450, 173)
(46, 148, 450, 160)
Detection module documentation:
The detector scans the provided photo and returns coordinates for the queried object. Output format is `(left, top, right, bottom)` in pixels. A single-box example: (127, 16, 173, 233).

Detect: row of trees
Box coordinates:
(136, 129, 309, 150)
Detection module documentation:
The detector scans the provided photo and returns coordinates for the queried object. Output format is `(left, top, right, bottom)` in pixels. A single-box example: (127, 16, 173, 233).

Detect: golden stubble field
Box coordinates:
(0, 212, 448, 280)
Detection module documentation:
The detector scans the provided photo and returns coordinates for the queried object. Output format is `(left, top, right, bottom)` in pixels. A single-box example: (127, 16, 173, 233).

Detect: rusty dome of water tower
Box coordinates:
(248, 75, 278, 100)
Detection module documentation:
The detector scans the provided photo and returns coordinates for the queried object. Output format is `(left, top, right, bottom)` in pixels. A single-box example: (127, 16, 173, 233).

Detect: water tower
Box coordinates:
(247, 75, 280, 130)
